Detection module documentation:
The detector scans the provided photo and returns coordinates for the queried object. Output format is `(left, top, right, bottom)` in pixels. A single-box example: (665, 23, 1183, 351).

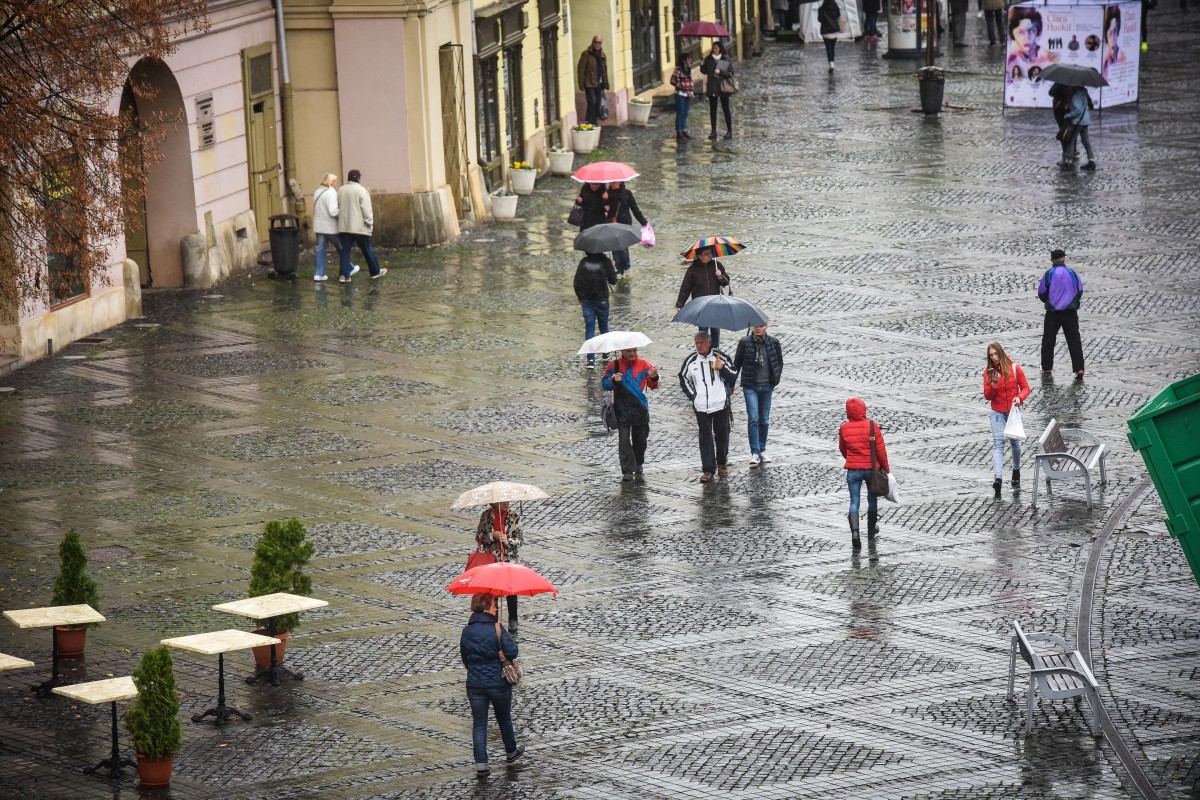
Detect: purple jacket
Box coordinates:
(1038, 264, 1083, 312)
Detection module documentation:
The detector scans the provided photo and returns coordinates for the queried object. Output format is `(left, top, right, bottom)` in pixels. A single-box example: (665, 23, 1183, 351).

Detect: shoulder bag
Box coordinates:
(719, 75, 739, 95)
(567, 202, 584, 227)
(868, 421, 890, 496)
(495, 622, 522, 686)
(466, 547, 496, 572)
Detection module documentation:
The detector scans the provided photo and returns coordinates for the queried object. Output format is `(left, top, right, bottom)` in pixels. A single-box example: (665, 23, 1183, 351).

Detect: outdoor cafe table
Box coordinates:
(52, 676, 137, 779)
(212, 593, 328, 686)
(0, 652, 35, 745)
(3, 604, 105, 697)
(161, 630, 279, 725)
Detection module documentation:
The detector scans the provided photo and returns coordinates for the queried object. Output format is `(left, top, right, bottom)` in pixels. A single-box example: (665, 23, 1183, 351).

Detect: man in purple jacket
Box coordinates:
(1038, 248, 1085, 379)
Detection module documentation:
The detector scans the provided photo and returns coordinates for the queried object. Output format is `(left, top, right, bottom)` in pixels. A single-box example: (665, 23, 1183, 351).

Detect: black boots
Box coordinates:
(993, 478, 1002, 497)
(848, 512, 861, 550)
(1011, 469, 1021, 492)
(867, 512, 879, 538)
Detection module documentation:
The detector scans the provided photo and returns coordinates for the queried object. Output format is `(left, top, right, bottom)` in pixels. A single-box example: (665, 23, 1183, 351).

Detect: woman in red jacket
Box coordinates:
(983, 341, 1031, 496)
(839, 397, 889, 550)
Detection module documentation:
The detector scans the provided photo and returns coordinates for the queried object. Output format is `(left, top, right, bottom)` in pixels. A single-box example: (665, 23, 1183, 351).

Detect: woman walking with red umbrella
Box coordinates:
(460, 592, 523, 778)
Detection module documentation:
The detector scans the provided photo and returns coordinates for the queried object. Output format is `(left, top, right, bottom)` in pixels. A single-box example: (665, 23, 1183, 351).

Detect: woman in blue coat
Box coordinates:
(460, 593, 523, 776)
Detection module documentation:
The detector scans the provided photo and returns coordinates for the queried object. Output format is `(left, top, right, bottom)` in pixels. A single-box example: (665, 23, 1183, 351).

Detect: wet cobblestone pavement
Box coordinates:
(3, 12, 1200, 800)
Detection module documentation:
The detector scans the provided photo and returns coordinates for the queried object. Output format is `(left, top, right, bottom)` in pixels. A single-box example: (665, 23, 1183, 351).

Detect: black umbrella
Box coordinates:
(1039, 64, 1108, 88)
(672, 295, 768, 331)
(573, 223, 641, 253)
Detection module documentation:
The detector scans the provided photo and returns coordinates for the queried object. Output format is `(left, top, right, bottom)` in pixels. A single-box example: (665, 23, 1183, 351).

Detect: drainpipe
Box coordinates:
(274, 0, 301, 217)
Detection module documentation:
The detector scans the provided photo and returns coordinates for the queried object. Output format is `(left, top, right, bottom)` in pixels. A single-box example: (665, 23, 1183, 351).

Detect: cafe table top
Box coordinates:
(0, 653, 35, 671)
(52, 676, 137, 705)
(161, 629, 281, 655)
(212, 593, 328, 620)
(3, 604, 105, 629)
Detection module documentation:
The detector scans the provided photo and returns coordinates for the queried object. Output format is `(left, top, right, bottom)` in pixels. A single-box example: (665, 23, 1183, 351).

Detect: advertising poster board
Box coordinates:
(889, 0, 919, 50)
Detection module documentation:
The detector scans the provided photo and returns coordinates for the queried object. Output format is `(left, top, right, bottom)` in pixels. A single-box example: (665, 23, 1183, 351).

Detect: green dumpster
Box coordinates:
(1127, 372, 1200, 587)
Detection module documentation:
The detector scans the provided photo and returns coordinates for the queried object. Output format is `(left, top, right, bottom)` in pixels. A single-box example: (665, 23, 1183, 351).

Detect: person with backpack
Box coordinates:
(573, 252, 618, 369)
(678, 332, 736, 483)
(1038, 248, 1086, 378)
(602, 347, 660, 482)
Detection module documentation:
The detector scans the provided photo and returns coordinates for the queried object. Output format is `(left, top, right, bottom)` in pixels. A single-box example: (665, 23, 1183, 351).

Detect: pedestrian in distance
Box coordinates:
(984, 342, 1031, 496)
(1038, 249, 1086, 378)
(311, 173, 343, 282)
(669, 54, 695, 140)
(675, 247, 731, 349)
(862, 0, 882, 42)
(983, 0, 1005, 44)
(577, 35, 609, 125)
(700, 41, 734, 140)
(602, 347, 661, 482)
(950, 0, 969, 46)
(460, 592, 524, 778)
(475, 503, 524, 633)
(604, 181, 648, 278)
(838, 398, 890, 549)
(1060, 86, 1097, 171)
(573, 252, 618, 368)
(336, 169, 387, 283)
(575, 182, 609, 231)
(733, 324, 783, 466)
(678, 332, 736, 483)
(818, 0, 843, 70)
(773, 0, 790, 30)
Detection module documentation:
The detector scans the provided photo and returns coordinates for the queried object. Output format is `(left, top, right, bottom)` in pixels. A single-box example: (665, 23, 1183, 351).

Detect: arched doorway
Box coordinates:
(120, 59, 197, 288)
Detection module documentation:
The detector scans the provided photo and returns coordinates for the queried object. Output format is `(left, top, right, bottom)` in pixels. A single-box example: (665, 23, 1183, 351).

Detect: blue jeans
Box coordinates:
(339, 233, 381, 277)
(612, 248, 631, 275)
(743, 385, 773, 454)
(468, 684, 518, 768)
(990, 410, 1022, 479)
(865, 12, 879, 36)
(675, 94, 691, 132)
(314, 232, 341, 279)
(581, 299, 610, 363)
(847, 468, 879, 514)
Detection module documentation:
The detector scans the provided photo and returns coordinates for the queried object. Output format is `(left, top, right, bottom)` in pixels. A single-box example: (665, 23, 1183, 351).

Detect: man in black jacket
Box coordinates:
(733, 324, 784, 466)
(574, 252, 618, 368)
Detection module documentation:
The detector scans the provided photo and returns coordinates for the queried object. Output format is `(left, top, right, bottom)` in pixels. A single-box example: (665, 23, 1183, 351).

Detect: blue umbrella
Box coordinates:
(672, 295, 768, 331)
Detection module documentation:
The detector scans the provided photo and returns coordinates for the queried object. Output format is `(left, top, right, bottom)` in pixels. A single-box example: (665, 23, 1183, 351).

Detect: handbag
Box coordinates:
(868, 421, 890, 496)
(719, 75, 739, 95)
(1003, 405, 1026, 441)
(601, 395, 618, 430)
(495, 623, 522, 686)
(838, 15, 848, 32)
(567, 202, 584, 227)
(466, 548, 496, 572)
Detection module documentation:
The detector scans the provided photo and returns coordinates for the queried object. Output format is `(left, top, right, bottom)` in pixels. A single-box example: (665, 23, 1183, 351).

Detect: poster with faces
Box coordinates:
(1003, 1, 1140, 109)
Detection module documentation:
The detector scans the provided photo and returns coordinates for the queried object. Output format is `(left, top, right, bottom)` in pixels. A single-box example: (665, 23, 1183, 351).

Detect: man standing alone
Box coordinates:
(679, 333, 736, 483)
(602, 347, 660, 482)
(337, 169, 387, 283)
(734, 324, 783, 466)
(1038, 248, 1085, 379)
(577, 35, 609, 125)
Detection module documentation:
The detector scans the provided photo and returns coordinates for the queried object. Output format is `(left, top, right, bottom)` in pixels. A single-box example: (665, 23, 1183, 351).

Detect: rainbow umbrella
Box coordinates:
(681, 236, 747, 259)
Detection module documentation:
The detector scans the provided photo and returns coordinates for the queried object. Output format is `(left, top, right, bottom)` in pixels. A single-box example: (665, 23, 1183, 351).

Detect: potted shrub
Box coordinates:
(248, 518, 315, 668)
(571, 122, 600, 154)
(547, 145, 574, 176)
(50, 528, 100, 657)
(508, 160, 537, 195)
(628, 96, 652, 125)
(490, 189, 519, 222)
(125, 646, 182, 788)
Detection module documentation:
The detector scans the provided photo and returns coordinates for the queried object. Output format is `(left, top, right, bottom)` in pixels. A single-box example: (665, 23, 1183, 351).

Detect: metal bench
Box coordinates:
(1031, 418, 1108, 509)
(1006, 620, 1101, 735)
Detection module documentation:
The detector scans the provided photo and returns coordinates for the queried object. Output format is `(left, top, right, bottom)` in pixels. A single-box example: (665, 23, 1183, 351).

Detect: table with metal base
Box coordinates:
(3, 605, 105, 698)
(161, 630, 280, 726)
(212, 593, 328, 687)
(53, 676, 138, 779)
(0, 653, 35, 745)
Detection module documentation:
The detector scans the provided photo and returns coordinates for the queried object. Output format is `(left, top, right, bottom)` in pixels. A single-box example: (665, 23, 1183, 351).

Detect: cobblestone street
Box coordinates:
(2, 11, 1199, 800)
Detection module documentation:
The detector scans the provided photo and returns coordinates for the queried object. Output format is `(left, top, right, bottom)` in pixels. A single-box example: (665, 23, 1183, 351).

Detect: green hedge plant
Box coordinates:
(51, 528, 100, 620)
(249, 518, 315, 634)
(125, 646, 182, 760)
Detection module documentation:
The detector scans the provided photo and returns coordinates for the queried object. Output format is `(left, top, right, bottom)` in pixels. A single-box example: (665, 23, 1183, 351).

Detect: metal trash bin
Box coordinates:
(1127, 372, 1200, 587)
(268, 214, 300, 275)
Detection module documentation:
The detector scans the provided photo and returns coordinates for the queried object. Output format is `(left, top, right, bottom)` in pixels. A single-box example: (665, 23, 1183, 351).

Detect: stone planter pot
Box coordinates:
(509, 169, 537, 196)
(135, 754, 173, 788)
(491, 193, 518, 221)
(571, 127, 600, 154)
(628, 101, 652, 125)
(548, 150, 575, 176)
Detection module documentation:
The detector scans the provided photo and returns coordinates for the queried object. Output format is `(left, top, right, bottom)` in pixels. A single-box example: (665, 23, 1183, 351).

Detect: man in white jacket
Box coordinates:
(336, 169, 386, 283)
(678, 332, 737, 482)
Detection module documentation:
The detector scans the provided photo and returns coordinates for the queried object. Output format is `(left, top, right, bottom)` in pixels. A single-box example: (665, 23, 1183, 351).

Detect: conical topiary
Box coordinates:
(125, 646, 182, 760)
(249, 518, 315, 633)
(51, 528, 100, 616)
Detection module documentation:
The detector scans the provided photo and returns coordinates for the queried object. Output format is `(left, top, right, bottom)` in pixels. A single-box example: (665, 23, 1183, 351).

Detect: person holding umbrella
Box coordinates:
(700, 41, 734, 140)
(605, 181, 648, 278)
(678, 332, 736, 482)
(676, 246, 731, 349)
(1061, 85, 1097, 171)
(573, 251, 618, 368)
(602, 347, 661, 482)
(475, 503, 525, 632)
(459, 592, 523, 777)
(576, 182, 609, 230)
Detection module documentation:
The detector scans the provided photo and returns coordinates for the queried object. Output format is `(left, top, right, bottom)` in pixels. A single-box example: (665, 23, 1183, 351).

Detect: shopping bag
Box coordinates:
(885, 472, 901, 505)
(1003, 406, 1026, 441)
(601, 395, 618, 431)
(640, 224, 656, 249)
(598, 94, 610, 121)
(466, 549, 496, 572)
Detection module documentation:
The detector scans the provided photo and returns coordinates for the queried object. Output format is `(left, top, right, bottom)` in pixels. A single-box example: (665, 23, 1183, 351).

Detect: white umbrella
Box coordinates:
(577, 331, 652, 356)
(451, 482, 549, 510)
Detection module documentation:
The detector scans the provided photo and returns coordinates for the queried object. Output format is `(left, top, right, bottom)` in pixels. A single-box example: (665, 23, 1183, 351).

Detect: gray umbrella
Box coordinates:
(672, 295, 768, 331)
(1039, 64, 1108, 88)
(573, 223, 642, 253)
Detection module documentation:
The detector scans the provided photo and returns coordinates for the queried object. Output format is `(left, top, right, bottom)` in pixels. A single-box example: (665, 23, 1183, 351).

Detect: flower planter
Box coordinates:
(136, 754, 173, 788)
(509, 169, 537, 196)
(548, 150, 574, 176)
(571, 127, 600, 154)
(252, 629, 288, 669)
(491, 193, 518, 221)
(55, 626, 87, 657)
(628, 101, 652, 125)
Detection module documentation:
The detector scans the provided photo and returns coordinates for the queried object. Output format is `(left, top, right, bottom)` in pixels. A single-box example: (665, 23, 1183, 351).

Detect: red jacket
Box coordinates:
(839, 398, 889, 472)
(983, 364, 1030, 413)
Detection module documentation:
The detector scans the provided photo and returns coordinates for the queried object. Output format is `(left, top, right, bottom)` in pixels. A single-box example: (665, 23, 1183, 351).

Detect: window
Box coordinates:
(503, 46, 524, 161)
(43, 165, 87, 305)
(475, 55, 501, 185)
(540, 26, 560, 131)
(196, 93, 215, 149)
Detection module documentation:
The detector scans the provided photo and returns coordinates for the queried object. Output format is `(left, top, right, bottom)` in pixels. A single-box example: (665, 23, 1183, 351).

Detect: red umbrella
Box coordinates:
(446, 562, 559, 598)
(677, 20, 730, 38)
(571, 161, 640, 184)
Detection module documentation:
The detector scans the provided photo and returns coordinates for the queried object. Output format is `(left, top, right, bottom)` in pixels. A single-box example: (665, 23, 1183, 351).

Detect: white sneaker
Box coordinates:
(828, 62, 835, 71)
(349, 264, 361, 278)
(759, 452, 772, 463)
(977, 9, 984, 17)
(313, 275, 328, 282)
(749, 453, 761, 466)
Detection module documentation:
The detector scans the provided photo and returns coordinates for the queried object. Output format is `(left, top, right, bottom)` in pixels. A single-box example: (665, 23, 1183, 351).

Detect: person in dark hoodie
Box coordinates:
(675, 247, 730, 348)
(574, 252, 618, 369)
(605, 181, 648, 278)
(460, 592, 523, 777)
(838, 397, 890, 550)
(576, 182, 609, 231)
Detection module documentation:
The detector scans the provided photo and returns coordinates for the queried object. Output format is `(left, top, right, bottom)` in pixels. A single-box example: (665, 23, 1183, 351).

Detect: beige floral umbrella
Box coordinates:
(450, 482, 549, 510)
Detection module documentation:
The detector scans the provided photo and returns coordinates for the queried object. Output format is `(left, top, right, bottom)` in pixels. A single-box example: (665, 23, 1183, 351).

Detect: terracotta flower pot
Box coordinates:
(136, 753, 173, 788)
(55, 626, 87, 657)
(252, 630, 288, 669)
